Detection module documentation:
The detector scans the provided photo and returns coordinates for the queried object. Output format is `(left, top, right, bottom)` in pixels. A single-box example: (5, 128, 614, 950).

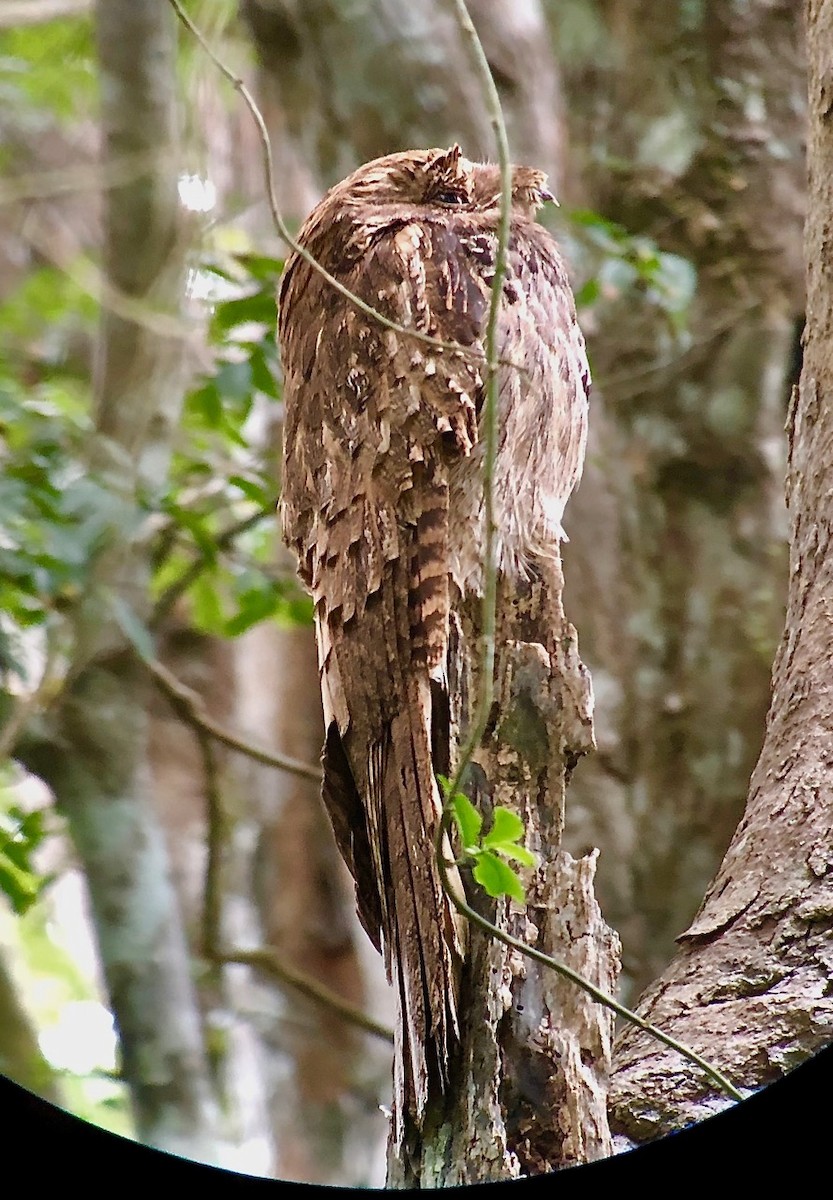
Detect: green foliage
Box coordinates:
(0, 18, 96, 131)
(0, 794, 53, 915)
(154, 250, 313, 638)
(0, 375, 109, 679)
(440, 780, 537, 904)
(567, 208, 697, 333)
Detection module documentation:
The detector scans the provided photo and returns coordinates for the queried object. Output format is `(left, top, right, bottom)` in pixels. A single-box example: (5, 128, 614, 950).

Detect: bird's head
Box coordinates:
(320, 145, 555, 221)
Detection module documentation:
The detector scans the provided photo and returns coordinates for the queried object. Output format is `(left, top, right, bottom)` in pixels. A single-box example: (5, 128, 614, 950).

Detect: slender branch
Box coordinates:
(195, 723, 224, 960)
(147, 657, 323, 782)
(444, 0, 511, 798)
(0, 151, 167, 206)
(219, 947, 394, 1046)
(24, 213, 193, 341)
(186, 683, 391, 1045)
(165, 0, 522, 374)
(192, 722, 392, 1048)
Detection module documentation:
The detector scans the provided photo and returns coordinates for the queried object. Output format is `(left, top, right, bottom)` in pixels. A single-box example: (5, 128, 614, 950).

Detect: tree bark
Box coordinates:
(17, 0, 221, 1161)
(242, 3, 619, 1184)
(608, 0, 831, 1141)
(389, 565, 619, 1187)
(241, 0, 563, 189)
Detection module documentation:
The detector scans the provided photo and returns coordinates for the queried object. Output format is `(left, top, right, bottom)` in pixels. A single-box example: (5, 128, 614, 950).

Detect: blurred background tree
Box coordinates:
(0, 0, 816, 1187)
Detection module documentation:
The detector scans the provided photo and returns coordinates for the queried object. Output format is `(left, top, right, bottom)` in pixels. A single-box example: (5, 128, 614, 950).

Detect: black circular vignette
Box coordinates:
(4, 1045, 830, 1193)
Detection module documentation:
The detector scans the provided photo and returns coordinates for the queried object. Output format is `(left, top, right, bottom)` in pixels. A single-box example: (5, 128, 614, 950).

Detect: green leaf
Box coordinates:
(189, 381, 222, 427)
(108, 595, 155, 663)
(483, 806, 524, 847)
(190, 573, 226, 634)
(214, 359, 252, 402)
(249, 343, 280, 399)
(493, 842, 537, 868)
(228, 474, 270, 505)
(234, 252, 285, 281)
(212, 290, 277, 333)
(472, 852, 525, 903)
(225, 587, 278, 636)
(482, 807, 537, 867)
(450, 793, 482, 850)
(574, 277, 601, 308)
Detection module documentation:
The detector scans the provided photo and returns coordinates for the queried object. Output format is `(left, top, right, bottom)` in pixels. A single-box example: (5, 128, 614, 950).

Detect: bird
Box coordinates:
(277, 145, 590, 1140)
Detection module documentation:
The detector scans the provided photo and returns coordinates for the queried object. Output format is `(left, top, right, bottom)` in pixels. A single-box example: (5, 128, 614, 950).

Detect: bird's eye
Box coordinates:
(435, 190, 466, 206)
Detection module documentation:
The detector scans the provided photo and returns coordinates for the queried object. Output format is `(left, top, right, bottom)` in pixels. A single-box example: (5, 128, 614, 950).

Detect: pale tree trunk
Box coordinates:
(233, 615, 393, 1187)
(609, 0, 832, 1138)
(17, 0, 220, 1161)
(552, 0, 805, 996)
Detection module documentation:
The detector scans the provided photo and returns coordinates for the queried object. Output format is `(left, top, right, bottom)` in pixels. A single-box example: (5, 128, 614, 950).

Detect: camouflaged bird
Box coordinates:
(278, 145, 590, 1137)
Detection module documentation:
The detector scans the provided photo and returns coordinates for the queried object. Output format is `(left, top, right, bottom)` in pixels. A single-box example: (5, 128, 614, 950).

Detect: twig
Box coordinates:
(188, 702, 391, 1044)
(219, 947, 394, 1045)
(0, 151, 167, 206)
(24, 213, 194, 341)
(435, 823, 743, 1101)
(147, 657, 322, 782)
(166, 0, 522, 374)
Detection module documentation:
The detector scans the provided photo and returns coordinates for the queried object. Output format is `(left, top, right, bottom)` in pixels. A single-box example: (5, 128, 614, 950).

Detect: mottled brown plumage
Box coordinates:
(278, 145, 589, 1135)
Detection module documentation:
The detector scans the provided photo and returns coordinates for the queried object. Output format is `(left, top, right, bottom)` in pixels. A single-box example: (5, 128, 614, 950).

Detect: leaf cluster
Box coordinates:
(155, 250, 312, 637)
(440, 777, 537, 903)
(0, 794, 53, 915)
(567, 208, 697, 333)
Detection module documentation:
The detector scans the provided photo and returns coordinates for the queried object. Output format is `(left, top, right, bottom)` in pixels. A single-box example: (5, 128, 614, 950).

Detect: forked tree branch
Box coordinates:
(218, 947, 394, 1045)
(188, 703, 392, 1045)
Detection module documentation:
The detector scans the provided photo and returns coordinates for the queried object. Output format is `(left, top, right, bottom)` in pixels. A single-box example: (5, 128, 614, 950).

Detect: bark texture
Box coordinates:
(242, 0, 563, 193)
(608, 0, 831, 1141)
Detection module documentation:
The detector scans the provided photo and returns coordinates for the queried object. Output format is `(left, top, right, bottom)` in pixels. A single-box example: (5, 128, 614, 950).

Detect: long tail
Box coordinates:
(318, 566, 463, 1142)
(383, 673, 462, 1140)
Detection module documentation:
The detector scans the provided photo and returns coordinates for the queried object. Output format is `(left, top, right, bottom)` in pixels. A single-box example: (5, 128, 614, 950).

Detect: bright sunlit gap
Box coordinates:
(178, 173, 217, 213)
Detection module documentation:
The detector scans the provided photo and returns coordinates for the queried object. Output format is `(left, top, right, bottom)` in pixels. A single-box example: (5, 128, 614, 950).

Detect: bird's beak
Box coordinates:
(538, 186, 559, 206)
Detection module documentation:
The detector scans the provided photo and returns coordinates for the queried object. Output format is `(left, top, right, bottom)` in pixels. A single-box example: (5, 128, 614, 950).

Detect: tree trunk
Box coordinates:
(242, 2, 621, 1184)
(17, 0, 220, 1161)
(608, 0, 832, 1139)
(390, 562, 618, 1187)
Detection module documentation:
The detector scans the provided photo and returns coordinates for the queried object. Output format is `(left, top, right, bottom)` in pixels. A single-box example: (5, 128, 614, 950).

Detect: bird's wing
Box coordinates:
(278, 216, 488, 1126)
